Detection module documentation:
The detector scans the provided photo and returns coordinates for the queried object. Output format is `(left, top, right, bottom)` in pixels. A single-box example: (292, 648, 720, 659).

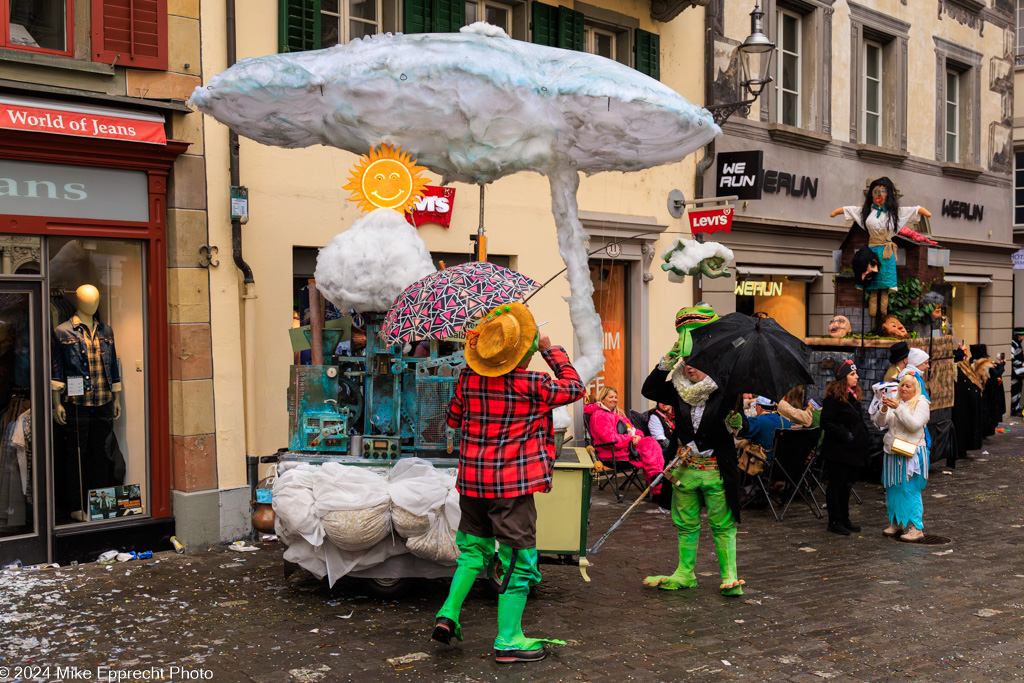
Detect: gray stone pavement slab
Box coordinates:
(3, 421, 1024, 682)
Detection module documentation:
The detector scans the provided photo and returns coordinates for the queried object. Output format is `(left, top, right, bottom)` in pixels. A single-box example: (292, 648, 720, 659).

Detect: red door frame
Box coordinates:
(0, 130, 190, 520)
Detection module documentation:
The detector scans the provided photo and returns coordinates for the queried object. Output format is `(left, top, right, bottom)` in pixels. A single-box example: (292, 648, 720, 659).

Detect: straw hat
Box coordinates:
(465, 303, 538, 377)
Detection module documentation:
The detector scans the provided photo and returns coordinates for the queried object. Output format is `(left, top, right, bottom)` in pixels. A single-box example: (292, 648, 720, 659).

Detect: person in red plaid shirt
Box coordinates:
(432, 302, 584, 663)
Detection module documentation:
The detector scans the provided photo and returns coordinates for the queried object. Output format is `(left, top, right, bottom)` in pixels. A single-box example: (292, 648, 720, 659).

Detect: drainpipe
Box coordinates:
(227, 0, 259, 468)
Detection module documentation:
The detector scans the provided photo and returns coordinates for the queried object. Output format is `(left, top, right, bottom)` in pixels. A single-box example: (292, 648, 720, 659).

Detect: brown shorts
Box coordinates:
(458, 494, 537, 549)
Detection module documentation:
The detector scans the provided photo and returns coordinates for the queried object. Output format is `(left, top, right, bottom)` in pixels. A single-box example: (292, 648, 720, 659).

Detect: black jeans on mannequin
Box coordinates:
(64, 402, 119, 513)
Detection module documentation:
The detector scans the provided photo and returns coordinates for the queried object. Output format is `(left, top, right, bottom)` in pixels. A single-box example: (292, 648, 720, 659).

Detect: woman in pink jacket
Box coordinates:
(585, 387, 666, 494)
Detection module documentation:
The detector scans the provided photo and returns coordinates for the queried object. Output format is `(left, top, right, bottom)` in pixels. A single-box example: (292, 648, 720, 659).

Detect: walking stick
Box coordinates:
(588, 446, 692, 555)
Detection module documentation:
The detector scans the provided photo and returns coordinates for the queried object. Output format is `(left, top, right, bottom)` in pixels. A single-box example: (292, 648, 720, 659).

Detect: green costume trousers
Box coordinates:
(436, 532, 561, 651)
(643, 467, 744, 595)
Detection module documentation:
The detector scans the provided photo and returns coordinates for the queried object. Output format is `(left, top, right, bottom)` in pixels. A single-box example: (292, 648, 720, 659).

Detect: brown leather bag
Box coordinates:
(736, 441, 767, 476)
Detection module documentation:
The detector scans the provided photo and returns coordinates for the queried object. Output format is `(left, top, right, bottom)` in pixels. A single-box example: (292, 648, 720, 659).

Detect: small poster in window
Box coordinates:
(89, 484, 143, 520)
(89, 487, 118, 520)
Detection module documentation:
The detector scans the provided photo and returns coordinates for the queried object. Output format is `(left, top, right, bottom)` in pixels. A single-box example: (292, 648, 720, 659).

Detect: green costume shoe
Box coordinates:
(713, 525, 744, 596)
(493, 547, 564, 662)
(434, 531, 493, 644)
(644, 480, 700, 590)
(643, 528, 699, 590)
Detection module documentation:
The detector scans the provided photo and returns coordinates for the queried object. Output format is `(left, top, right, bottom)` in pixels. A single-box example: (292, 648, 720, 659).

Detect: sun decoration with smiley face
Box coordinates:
(343, 144, 430, 214)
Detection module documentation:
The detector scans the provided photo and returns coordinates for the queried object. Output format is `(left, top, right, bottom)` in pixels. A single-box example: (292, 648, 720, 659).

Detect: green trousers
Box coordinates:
(436, 531, 561, 650)
(643, 467, 744, 595)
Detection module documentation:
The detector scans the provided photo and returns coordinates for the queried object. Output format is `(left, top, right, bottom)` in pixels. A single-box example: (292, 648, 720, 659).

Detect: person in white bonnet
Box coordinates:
(900, 348, 931, 401)
(905, 348, 930, 375)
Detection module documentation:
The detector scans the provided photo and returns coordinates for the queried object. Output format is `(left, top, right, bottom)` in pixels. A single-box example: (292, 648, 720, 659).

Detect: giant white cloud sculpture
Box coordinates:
(190, 23, 720, 384)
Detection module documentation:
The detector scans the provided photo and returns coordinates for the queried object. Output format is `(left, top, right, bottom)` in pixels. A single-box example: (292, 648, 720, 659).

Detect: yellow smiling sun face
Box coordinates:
(344, 145, 430, 214)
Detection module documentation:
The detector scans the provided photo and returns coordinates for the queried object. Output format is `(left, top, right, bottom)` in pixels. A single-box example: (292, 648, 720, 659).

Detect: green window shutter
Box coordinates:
(432, 0, 466, 32)
(635, 28, 660, 79)
(531, 1, 558, 46)
(405, 0, 431, 33)
(279, 0, 321, 53)
(557, 6, 583, 51)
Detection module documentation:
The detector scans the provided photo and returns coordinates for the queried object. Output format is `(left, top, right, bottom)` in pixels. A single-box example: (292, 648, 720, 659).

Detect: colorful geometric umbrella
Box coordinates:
(379, 262, 539, 345)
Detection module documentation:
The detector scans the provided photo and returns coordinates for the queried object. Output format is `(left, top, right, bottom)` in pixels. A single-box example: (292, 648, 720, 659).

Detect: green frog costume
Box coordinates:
(640, 304, 745, 596)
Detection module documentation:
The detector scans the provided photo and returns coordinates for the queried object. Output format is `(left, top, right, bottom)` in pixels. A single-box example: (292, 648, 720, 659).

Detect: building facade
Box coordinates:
(0, 0, 209, 565)
(702, 0, 1014, 382)
(1013, 0, 1024, 327)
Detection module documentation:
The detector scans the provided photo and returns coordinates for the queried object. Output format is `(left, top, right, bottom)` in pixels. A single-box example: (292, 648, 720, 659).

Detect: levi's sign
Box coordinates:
(0, 102, 166, 144)
(405, 185, 456, 229)
(688, 207, 733, 235)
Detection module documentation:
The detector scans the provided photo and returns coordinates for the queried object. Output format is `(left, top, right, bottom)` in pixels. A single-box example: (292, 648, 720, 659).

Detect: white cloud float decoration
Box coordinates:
(190, 23, 720, 384)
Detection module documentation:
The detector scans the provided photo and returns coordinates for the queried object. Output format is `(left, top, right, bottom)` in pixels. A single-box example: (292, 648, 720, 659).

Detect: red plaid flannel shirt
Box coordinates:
(446, 346, 584, 498)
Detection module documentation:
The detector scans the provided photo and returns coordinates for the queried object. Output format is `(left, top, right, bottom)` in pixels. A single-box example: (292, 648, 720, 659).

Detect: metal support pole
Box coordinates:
(477, 184, 487, 262)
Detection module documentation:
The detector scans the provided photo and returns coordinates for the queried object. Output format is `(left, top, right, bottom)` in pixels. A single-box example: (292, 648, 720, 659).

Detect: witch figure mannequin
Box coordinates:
(830, 177, 936, 321)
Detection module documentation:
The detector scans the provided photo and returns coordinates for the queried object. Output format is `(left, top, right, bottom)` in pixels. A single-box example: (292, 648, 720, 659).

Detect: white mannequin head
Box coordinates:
(75, 284, 100, 317)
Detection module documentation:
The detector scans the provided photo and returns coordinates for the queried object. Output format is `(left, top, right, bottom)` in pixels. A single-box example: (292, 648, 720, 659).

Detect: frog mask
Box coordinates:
(671, 303, 719, 359)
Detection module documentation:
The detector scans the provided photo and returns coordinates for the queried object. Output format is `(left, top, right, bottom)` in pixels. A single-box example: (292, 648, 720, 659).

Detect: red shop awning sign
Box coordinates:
(0, 99, 166, 145)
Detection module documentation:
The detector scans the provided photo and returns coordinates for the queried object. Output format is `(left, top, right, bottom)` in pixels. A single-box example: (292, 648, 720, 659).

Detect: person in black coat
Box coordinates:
(951, 346, 984, 466)
(819, 359, 871, 535)
(641, 346, 745, 596)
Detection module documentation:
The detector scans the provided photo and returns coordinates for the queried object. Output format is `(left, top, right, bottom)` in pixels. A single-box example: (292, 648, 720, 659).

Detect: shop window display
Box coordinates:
(0, 291, 33, 538)
(736, 276, 807, 339)
(47, 238, 147, 524)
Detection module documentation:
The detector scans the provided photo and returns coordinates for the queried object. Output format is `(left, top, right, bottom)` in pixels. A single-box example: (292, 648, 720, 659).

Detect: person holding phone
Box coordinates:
(873, 373, 931, 542)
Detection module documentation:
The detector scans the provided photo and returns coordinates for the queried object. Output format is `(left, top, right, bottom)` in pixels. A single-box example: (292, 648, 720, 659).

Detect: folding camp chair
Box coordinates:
(583, 409, 645, 504)
(767, 427, 824, 521)
(628, 409, 651, 437)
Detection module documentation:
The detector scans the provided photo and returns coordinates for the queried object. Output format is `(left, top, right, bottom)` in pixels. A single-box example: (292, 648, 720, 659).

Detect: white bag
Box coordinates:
(322, 503, 392, 551)
(272, 464, 325, 547)
(388, 458, 451, 538)
(313, 463, 392, 551)
(405, 483, 461, 564)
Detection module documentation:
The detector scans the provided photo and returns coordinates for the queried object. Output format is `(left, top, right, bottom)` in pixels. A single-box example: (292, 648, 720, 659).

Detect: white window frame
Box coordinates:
(584, 25, 617, 59)
(862, 40, 882, 146)
(776, 9, 802, 128)
(321, 0, 382, 46)
(1017, 0, 1024, 66)
(945, 69, 960, 164)
(1015, 151, 1024, 226)
(465, 0, 513, 34)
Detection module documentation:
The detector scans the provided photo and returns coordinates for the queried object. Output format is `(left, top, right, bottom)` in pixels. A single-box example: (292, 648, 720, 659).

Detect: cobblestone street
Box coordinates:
(3, 422, 1024, 683)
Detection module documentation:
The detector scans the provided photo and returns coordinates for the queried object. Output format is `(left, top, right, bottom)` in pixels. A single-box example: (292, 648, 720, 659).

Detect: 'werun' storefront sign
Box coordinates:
(0, 98, 166, 145)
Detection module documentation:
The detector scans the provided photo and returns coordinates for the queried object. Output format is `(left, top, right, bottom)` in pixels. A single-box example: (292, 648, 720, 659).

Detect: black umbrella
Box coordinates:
(685, 312, 814, 403)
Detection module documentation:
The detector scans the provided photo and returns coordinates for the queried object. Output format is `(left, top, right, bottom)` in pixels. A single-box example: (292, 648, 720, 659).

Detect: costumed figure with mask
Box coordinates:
(921, 291, 947, 338)
(1011, 329, 1023, 416)
(640, 304, 745, 596)
(51, 284, 124, 523)
(951, 345, 984, 466)
(830, 177, 935, 322)
(971, 344, 1006, 438)
(433, 303, 585, 664)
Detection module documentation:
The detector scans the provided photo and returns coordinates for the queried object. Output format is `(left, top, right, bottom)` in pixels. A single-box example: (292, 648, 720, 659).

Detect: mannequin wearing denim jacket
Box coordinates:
(51, 285, 123, 521)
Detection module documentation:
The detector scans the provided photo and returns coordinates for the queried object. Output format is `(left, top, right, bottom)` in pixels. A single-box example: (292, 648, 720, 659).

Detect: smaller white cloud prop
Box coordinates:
(661, 239, 735, 284)
(314, 208, 436, 313)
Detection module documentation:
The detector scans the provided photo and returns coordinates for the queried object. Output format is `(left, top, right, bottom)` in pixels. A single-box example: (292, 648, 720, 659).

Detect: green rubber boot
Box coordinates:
(493, 547, 565, 660)
(643, 528, 699, 590)
(434, 531, 493, 643)
(644, 482, 700, 590)
(712, 527, 744, 596)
